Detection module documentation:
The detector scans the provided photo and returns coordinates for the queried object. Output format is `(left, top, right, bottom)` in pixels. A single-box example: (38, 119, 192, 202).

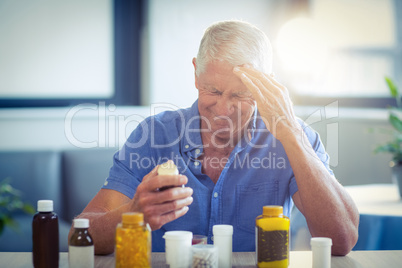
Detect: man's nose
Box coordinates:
(215, 96, 235, 116)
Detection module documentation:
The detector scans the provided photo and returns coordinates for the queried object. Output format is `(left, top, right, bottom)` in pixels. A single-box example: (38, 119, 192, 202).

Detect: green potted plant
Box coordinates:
(0, 178, 35, 236)
(374, 77, 402, 198)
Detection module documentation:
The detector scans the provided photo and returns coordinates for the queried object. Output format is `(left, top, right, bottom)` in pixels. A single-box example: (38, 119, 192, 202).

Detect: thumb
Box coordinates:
(142, 164, 159, 182)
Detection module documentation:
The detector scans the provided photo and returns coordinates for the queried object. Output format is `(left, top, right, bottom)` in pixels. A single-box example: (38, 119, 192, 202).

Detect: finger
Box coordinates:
(265, 73, 286, 91)
(158, 206, 190, 228)
(233, 67, 292, 117)
(236, 66, 278, 87)
(143, 196, 193, 217)
(140, 186, 193, 207)
(234, 69, 276, 105)
(157, 186, 193, 203)
(235, 71, 262, 99)
(143, 174, 188, 192)
(265, 74, 291, 99)
(237, 66, 285, 96)
(141, 165, 159, 182)
(239, 68, 292, 107)
(234, 68, 280, 100)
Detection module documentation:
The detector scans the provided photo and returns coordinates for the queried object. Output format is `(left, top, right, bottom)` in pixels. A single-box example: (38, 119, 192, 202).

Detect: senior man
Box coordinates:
(71, 20, 358, 255)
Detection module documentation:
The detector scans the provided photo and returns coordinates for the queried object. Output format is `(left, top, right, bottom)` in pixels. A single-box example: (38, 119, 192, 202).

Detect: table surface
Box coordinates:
(345, 184, 402, 216)
(1, 251, 402, 268)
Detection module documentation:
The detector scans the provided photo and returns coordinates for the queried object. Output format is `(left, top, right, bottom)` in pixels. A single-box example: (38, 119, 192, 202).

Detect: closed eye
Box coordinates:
(209, 88, 222, 95)
(233, 92, 253, 99)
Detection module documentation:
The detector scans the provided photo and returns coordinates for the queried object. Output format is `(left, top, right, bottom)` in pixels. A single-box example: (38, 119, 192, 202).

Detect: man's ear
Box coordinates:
(192, 57, 199, 89)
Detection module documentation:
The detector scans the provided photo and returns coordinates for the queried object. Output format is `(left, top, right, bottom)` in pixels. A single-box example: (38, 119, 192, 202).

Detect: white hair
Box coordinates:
(195, 20, 273, 76)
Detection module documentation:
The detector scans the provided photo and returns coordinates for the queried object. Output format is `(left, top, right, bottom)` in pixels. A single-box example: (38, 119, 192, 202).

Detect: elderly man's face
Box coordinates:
(193, 59, 256, 144)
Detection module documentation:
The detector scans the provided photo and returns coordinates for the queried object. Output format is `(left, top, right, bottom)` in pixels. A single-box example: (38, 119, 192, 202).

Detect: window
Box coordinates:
(274, 0, 402, 107)
(0, 0, 143, 107)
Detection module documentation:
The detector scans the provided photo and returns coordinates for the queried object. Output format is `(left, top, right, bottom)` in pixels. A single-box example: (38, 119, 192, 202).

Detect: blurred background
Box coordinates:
(1, 0, 400, 185)
(1, 0, 402, 252)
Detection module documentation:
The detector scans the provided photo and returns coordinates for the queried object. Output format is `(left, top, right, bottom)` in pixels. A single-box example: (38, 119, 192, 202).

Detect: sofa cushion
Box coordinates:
(62, 148, 117, 222)
(0, 151, 63, 214)
(0, 151, 69, 251)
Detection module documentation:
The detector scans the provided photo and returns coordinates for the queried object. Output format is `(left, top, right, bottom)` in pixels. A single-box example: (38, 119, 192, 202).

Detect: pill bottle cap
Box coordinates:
(73, 218, 89, 228)
(37, 200, 53, 212)
(213, 224, 233, 235)
(122, 212, 144, 225)
(262, 205, 283, 217)
(310, 237, 333, 247)
(163, 231, 193, 240)
(158, 160, 179, 175)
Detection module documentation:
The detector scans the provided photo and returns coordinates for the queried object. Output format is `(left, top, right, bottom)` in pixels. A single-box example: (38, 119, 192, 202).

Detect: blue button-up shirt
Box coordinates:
(103, 100, 333, 252)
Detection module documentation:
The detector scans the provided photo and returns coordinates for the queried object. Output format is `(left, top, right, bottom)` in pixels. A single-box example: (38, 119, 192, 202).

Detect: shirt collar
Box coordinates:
(181, 100, 203, 154)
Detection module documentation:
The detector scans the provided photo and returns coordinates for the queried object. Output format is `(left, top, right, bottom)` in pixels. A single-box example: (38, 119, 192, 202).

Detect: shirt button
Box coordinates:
(214, 192, 218, 198)
(194, 161, 200, 167)
(195, 149, 201, 155)
(185, 145, 189, 149)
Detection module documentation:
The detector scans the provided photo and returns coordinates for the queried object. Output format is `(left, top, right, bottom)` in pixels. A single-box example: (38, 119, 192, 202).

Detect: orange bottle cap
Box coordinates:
(122, 212, 144, 225)
(262, 205, 283, 217)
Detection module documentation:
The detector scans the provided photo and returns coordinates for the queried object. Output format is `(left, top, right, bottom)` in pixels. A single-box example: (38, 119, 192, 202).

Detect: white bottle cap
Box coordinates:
(311, 237, 333, 247)
(157, 160, 179, 175)
(37, 200, 53, 212)
(163, 230, 193, 241)
(74, 218, 90, 228)
(213, 224, 233, 235)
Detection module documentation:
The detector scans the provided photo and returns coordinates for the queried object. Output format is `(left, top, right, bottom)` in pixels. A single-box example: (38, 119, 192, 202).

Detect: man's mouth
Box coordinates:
(213, 117, 233, 128)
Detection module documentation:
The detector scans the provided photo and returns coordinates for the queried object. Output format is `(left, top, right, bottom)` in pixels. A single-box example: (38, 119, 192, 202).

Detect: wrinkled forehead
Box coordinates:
(200, 60, 242, 83)
(205, 59, 235, 72)
(199, 62, 252, 95)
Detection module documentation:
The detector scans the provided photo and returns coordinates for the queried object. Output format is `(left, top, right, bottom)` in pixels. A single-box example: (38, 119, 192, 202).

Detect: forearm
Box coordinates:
(283, 131, 359, 255)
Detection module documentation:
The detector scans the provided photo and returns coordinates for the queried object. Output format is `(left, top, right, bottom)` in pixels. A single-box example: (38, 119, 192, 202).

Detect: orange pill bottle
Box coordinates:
(115, 212, 151, 268)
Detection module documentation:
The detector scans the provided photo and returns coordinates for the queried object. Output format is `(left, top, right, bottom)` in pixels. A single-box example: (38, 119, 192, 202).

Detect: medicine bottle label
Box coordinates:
(256, 226, 289, 262)
(69, 245, 94, 268)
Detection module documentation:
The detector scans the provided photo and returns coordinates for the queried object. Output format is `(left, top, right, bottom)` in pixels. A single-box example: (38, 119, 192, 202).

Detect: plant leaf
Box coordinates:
(394, 154, 402, 163)
(386, 76, 399, 98)
(0, 220, 4, 236)
(374, 143, 398, 154)
(22, 204, 35, 214)
(389, 113, 402, 132)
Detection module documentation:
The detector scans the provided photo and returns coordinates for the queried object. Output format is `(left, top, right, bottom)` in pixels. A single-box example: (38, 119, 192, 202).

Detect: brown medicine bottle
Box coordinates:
(32, 200, 59, 268)
(69, 218, 94, 268)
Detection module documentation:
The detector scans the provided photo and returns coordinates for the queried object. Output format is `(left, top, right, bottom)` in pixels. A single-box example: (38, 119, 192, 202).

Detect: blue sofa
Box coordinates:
(0, 148, 117, 252)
